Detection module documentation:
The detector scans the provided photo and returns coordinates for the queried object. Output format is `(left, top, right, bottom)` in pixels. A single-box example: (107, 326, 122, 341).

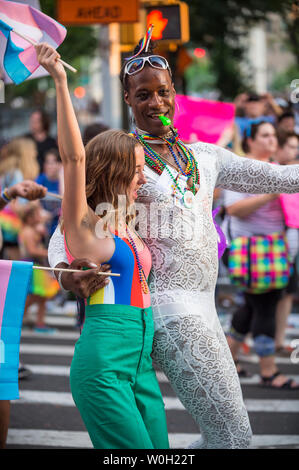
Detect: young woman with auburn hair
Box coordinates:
(35, 43, 169, 450)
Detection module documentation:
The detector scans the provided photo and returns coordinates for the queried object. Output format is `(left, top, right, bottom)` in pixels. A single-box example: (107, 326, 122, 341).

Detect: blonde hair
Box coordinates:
(0, 137, 39, 180)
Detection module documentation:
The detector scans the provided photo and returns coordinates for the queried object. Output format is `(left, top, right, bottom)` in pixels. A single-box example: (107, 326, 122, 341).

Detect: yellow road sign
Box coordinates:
(57, 0, 140, 25)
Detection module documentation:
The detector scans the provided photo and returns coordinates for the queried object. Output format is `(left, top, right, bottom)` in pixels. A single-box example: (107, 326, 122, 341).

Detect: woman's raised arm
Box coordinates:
(35, 43, 88, 230)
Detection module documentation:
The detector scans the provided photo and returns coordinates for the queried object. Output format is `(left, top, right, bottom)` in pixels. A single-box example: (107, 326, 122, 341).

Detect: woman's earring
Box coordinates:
(175, 100, 180, 114)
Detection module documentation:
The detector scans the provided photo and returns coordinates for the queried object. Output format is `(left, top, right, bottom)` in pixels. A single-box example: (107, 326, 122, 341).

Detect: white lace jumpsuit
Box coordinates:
(48, 142, 299, 449)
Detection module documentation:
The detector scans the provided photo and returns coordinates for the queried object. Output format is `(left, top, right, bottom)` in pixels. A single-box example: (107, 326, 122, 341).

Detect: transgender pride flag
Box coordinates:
(0, 260, 32, 399)
(0, 0, 66, 84)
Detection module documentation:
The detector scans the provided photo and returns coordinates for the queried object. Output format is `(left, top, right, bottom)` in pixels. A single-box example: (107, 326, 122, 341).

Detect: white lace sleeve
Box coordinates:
(215, 144, 299, 194)
(48, 225, 69, 268)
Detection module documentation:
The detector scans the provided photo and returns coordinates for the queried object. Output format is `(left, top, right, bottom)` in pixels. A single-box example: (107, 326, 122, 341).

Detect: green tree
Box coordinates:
(184, 0, 298, 99)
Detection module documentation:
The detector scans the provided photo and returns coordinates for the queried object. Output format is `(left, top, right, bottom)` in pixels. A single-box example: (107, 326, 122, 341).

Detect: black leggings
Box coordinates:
(230, 289, 283, 356)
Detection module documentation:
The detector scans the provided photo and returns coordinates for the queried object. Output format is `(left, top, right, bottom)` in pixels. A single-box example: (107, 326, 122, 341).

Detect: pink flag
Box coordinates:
(174, 94, 235, 144)
(279, 193, 299, 228)
(0, 0, 66, 84)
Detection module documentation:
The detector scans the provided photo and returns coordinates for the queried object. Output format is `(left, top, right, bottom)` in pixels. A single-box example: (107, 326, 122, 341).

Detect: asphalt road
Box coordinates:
(5, 301, 299, 450)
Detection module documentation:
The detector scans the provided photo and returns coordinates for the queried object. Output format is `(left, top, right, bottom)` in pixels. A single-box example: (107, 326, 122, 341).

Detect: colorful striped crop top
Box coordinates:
(64, 231, 152, 309)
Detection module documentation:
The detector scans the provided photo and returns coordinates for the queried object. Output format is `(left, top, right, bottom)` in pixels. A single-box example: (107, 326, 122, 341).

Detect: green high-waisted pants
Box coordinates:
(70, 304, 169, 449)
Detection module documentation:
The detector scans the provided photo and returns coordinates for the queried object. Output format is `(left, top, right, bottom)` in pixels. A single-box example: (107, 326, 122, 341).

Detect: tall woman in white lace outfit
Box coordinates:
(48, 38, 299, 449)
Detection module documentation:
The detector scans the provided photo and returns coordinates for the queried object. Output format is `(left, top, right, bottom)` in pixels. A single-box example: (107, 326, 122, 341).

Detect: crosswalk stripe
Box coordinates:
(7, 429, 92, 448)
(21, 330, 79, 340)
(22, 365, 299, 386)
(24, 320, 299, 338)
(19, 343, 296, 365)
(25, 365, 169, 380)
(12, 390, 299, 412)
(20, 344, 75, 355)
(239, 354, 293, 365)
(6, 429, 299, 449)
(169, 433, 299, 449)
(44, 316, 76, 326)
(23, 364, 71, 376)
(285, 328, 299, 337)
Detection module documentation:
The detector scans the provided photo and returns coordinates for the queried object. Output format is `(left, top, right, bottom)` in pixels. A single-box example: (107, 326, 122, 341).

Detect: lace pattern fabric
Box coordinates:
(137, 142, 299, 318)
(152, 314, 252, 449)
(48, 225, 69, 269)
(48, 141, 299, 448)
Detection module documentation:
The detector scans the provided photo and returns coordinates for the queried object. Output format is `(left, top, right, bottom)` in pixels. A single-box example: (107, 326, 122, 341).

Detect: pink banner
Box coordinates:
(174, 94, 235, 144)
(279, 193, 299, 228)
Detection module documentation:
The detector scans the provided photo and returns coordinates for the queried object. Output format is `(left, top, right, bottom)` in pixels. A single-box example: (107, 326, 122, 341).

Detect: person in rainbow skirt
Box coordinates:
(36, 43, 169, 449)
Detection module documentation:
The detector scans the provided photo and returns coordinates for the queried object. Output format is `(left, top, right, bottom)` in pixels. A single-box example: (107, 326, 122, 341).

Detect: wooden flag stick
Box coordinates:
(45, 192, 63, 200)
(12, 29, 77, 73)
(33, 265, 120, 277)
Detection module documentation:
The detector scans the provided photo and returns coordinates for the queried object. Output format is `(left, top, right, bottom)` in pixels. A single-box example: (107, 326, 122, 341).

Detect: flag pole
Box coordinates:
(32, 266, 120, 277)
(33, 265, 120, 277)
(12, 29, 77, 73)
(45, 192, 63, 200)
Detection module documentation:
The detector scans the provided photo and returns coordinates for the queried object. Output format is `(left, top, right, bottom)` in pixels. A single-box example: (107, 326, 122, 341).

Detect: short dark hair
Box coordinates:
(242, 120, 274, 153)
(83, 122, 110, 146)
(44, 148, 61, 163)
(277, 111, 295, 123)
(277, 130, 299, 148)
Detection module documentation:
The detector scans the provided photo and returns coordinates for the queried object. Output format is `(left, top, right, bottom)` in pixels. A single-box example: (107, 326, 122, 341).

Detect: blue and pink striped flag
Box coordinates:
(0, 260, 33, 400)
(0, 0, 66, 84)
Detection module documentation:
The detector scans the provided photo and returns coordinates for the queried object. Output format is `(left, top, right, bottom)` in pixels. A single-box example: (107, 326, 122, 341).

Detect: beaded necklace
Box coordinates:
(133, 129, 200, 198)
(126, 226, 149, 295)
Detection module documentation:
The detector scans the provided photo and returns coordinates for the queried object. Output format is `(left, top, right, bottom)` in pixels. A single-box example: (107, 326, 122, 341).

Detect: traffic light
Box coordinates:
(144, 1, 189, 44)
(194, 48, 206, 59)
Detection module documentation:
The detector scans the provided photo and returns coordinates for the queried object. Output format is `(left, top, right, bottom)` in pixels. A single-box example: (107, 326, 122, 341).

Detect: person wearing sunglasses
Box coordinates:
(48, 29, 299, 449)
(123, 55, 171, 76)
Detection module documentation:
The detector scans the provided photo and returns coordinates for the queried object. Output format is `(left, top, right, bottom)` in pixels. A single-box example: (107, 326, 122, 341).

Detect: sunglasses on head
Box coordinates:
(124, 55, 171, 77)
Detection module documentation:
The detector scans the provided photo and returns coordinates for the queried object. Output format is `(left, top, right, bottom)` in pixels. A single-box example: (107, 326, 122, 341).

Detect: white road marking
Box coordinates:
(19, 343, 296, 365)
(22, 366, 299, 386)
(22, 364, 71, 376)
(44, 316, 77, 326)
(21, 330, 79, 340)
(6, 429, 299, 449)
(20, 344, 74, 356)
(239, 354, 293, 365)
(12, 391, 299, 412)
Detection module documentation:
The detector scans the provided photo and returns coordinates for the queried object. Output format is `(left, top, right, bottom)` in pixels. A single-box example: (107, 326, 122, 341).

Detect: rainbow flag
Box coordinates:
(0, 260, 32, 400)
(0, 0, 66, 84)
(31, 267, 59, 299)
(0, 206, 22, 243)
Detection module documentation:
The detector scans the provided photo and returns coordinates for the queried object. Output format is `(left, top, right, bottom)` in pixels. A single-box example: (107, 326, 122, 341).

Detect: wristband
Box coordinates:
(1, 188, 13, 203)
